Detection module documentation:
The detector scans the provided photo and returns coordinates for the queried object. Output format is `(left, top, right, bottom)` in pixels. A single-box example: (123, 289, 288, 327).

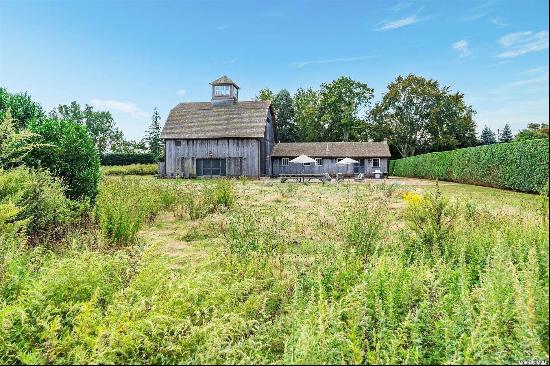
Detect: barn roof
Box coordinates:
(160, 101, 272, 139)
(210, 75, 240, 88)
(271, 141, 391, 158)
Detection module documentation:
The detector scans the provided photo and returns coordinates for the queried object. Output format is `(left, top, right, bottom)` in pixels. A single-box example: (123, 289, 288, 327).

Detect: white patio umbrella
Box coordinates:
(290, 155, 316, 175)
(335, 157, 359, 181)
(290, 155, 316, 164)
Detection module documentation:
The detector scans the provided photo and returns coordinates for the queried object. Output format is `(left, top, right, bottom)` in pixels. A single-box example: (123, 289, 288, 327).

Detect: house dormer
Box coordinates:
(210, 75, 239, 106)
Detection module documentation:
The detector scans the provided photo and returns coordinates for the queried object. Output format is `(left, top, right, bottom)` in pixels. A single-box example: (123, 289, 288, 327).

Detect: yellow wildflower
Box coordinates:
(403, 191, 423, 205)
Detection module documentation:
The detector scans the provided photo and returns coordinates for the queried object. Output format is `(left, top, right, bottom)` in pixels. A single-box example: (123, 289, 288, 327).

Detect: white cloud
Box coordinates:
(292, 55, 371, 68)
(497, 30, 549, 58)
(90, 99, 147, 118)
(452, 40, 471, 57)
(375, 14, 422, 31)
(489, 16, 508, 26)
(177, 89, 187, 96)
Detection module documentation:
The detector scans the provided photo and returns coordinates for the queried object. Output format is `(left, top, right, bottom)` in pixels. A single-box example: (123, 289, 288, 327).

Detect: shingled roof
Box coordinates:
(271, 141, 391, 158)
(160, 101, 272, 139)
(210, 75, 239, 89)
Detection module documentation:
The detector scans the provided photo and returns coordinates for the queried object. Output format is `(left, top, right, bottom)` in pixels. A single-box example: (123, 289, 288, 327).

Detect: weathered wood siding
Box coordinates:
(271, 157, 388, 177)
(260, 110, 275, 176)
(165, 139, 260, 178)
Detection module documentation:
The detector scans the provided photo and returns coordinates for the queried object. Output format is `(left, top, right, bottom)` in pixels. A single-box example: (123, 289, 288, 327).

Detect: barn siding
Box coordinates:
(165, 138, 260, 178)
(271, 157, 389, 177)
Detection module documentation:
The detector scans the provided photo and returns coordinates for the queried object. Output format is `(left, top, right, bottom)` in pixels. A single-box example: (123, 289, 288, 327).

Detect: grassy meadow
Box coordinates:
(1, 174, 548, 364)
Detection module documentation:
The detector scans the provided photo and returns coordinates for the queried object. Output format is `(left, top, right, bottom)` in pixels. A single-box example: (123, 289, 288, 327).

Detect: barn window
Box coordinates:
(175, 140, 181, 147)
(214, 85, 230, 96)
(282, 158, 289, 166)
(372, 158, 380, 168)
(337, 158, 344, 163)
(315, 158, 323, 166)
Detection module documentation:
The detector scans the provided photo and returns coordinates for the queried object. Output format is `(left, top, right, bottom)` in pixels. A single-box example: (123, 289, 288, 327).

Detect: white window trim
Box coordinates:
(281, 157, 289, 167)
(372, 158, 380, 168)
(315, 158, 323, 166)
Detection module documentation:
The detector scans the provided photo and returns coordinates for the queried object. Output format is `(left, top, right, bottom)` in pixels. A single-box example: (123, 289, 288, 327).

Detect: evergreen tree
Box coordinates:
(480, 125, 497, 145)
(145, 108, 162, 157)
(499, 123, 513, 143)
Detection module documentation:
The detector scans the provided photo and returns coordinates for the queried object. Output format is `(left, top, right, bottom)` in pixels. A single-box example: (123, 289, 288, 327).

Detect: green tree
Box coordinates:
(293, 88, 321, 142)
(0, 87, 45, 130)
(145, 108, 162, 157)
(27, 118, 100, 201)
(49, 101, 119, 155)
(318, 76, 374, 141)
(255, 88, 275, 102)
(499, 123, 513, 143)
(480, 125, 497, 145)
(273, 90, 297, 142)
(515, 123, 549, 141)
(370, 74, 477, 157)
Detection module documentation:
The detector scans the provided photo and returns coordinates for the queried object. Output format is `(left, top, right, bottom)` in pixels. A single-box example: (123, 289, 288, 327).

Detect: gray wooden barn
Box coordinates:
(160, 76, 276, 178)
(271, 142, 391, 177)
(159, 75, 391, 178)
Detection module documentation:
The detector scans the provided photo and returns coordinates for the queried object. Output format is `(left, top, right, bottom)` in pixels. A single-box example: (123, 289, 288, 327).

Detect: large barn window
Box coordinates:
(214, 85, 230, 96)
(281, 158, 289, 166)
(372, 158, 380, 168)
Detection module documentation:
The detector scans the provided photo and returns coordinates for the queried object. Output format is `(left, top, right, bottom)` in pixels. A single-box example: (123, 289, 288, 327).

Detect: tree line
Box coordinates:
(257, 74, 548, 158)
(0, 87, 163, 158)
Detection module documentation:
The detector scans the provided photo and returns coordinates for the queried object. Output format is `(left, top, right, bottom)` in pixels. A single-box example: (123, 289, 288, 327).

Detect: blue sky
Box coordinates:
(1, 0, 548, 140)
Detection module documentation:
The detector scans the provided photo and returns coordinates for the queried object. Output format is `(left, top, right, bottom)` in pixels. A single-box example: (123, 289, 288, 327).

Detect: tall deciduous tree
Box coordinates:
(255, 89, 275, 102)
(318, 76, 374, 141)
(515, 123, 549, 141)
(273, 90, 296, 142)
(499, 123, 513, 142)
(480, 125, 497, 145)
(50, 101, 119, 155)
(145, 108, 162, 157)
(293, 88, 321, 142)
(370, 74, 477, 157)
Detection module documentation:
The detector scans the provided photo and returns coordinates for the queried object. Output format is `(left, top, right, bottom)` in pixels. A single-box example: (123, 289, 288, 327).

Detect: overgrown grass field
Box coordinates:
(1, 176, 548, 364)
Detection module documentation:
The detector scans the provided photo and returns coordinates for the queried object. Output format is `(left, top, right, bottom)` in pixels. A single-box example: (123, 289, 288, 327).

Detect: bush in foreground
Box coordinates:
(390, 138, 549, 192)
(27, 118, 101, 201)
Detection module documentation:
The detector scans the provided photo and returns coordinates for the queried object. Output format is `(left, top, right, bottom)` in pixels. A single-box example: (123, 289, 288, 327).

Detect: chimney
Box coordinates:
(210, 75, 239, 106)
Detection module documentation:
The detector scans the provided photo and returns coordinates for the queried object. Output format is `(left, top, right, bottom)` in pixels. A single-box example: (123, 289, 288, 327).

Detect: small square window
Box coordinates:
(372, 158, 380, 168)
(175, 140, 181, 147)
(214, 85, 230, 96)
(281, 157, 289, 166)
(315, 158, 323, 166)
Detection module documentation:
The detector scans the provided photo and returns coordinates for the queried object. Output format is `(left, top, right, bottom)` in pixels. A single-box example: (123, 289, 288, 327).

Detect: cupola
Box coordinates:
(210, 75, 239, 105)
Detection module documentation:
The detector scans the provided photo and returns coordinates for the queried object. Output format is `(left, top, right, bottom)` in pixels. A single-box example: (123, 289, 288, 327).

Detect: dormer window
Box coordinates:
(214, 85, 230, 97)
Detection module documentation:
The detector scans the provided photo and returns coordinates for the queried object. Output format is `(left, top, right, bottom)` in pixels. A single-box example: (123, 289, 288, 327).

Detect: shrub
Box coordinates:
(0, 167, 77, 241)
(101, 163, 157, 176)
(26, 118, 101, 201)
(391, 139, 549, 192)
(100, 152, 158, 166)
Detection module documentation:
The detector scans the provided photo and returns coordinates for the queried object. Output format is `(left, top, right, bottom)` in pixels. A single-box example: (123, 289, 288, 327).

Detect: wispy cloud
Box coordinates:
(497, 30, 549, 58)
(390, 1, 412, 12)
(176, 89, 187, 96)
(374, 7, 434, 31)
(452, 40, 471, 57)
(90, 99, 147, 118)
(291, 55, 371, 68)
(223, 58, 238, 64)
(489, 16, 508, 26)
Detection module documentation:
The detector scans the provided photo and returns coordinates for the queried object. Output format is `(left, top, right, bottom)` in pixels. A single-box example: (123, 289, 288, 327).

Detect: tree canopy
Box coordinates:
(369, 74, 477, 157)
(480, 125, 497, 145)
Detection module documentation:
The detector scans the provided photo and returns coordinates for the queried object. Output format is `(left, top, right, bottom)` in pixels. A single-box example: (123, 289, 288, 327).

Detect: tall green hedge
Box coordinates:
(101, 153, 158, 166)
(390, 138, 549, 192)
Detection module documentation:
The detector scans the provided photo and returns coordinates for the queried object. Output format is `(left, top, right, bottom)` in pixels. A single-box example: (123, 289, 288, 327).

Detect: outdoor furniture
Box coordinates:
(280, 173, 330, 183)
(354, 173, 365, 181)
(373, 169, 382, 179)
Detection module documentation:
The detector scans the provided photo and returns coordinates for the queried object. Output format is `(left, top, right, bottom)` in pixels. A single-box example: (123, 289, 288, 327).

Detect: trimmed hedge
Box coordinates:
(101, 153, 158, 166)
(390, 138, 549, 193)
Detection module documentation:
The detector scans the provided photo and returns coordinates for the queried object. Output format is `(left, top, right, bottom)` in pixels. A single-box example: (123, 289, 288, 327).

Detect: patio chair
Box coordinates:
(354, 173, 365, 181)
